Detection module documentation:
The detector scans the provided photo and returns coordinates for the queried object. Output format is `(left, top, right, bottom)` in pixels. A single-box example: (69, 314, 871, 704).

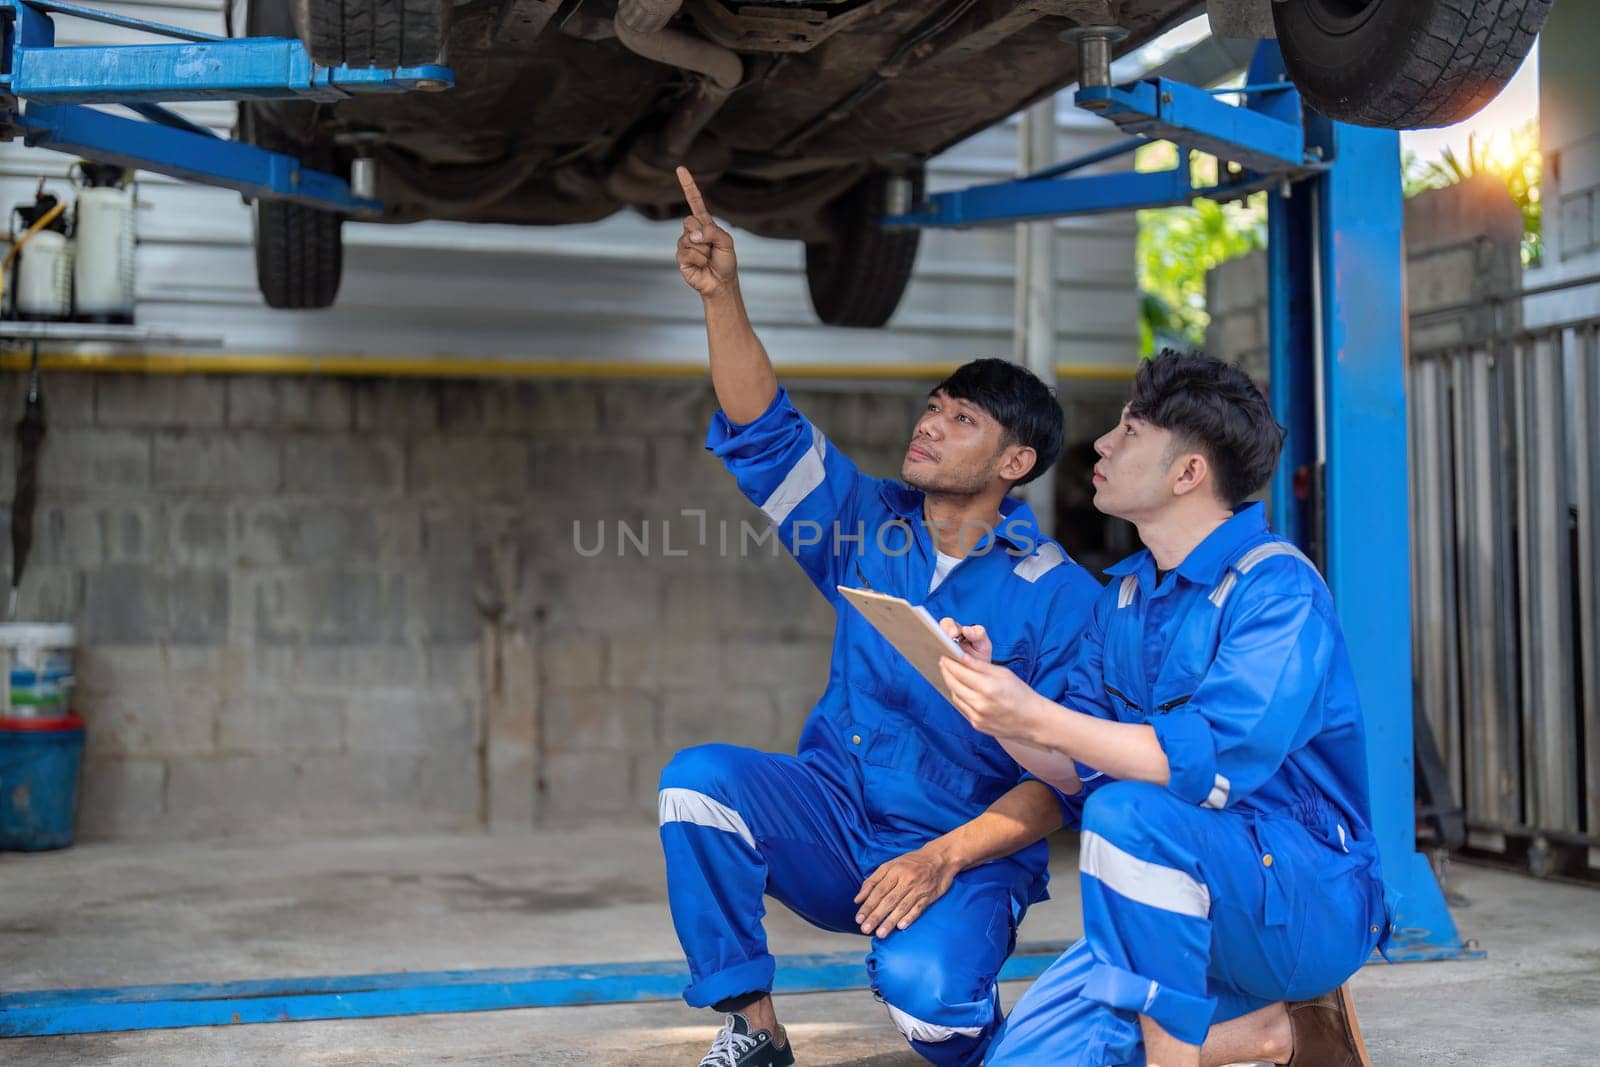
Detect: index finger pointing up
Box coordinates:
(676, 166, 709, 221)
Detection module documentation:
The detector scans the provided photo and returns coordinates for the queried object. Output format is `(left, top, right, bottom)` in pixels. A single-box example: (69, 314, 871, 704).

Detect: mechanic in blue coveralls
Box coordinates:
(937, 350, 1390, 1067)
(659, 167, 1104, 1067)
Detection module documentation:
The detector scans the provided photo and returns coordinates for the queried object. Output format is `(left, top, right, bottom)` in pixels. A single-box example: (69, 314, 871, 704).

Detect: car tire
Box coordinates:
(806, 170, 923, 329)
(1273, 0, 1552, 129)
(239, 111, 345, 310)
(254, 198, 344, 310)
(291, 0, 448, 69)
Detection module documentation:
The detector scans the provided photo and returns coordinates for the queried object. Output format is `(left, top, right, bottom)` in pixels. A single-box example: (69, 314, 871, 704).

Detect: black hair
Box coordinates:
(1127, 349, 1285, 507)
(932, 358, 1063, 486)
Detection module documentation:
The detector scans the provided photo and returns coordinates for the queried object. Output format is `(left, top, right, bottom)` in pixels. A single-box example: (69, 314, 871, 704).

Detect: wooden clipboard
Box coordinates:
(836, 585, 963, 702)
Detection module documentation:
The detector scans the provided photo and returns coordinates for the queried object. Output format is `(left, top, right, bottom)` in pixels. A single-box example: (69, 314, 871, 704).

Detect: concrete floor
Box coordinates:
(1, 828, 1594, 1065)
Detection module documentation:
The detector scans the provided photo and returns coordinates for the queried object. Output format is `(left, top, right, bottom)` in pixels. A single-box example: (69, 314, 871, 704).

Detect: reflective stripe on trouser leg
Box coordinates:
(658, 744, 864, 1009)
(658, 785, 775, 1007)
(866, 863, 1030, 1067)
(882, 996, 993, 1067)
(993, 785, 1378, 1063)
(883, 1002, 985, 1046)
(1078, 781, 1220, 1046)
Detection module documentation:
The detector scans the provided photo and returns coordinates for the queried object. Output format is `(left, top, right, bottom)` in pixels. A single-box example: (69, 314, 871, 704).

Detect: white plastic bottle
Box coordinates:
(72, 184, 136, 323)
(14, 228, 73, 321)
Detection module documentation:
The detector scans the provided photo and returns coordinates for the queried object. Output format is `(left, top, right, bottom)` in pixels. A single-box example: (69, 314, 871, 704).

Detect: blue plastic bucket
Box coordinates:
(0, 713, 85, 850)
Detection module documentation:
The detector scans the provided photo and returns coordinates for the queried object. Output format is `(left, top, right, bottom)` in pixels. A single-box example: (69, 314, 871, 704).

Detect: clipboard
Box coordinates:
(837, 585, 963, 702)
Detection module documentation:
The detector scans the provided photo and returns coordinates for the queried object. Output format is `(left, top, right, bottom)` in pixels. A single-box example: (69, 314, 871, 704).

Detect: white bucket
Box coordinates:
(0, 623, 76, 719)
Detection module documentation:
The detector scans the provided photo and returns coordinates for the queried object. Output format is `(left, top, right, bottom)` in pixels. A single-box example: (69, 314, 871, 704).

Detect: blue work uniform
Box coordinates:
(658, 389, 1102, 1066)
(986, 502, 1392, 1065)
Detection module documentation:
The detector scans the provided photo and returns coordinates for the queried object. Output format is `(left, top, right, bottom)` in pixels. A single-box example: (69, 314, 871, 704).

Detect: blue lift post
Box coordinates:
(890, 39, 1475, 963)
(1305, 117, 1472, 965)
(1254, 49, 1470, 964)
(0, 0, 454, 213)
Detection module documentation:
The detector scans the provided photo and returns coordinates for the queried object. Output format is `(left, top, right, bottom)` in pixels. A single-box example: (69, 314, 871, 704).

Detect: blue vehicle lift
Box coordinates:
(0, 0, 453, 214)
(0, 15, 1470, 1043)
(892, 33, 1474, 965)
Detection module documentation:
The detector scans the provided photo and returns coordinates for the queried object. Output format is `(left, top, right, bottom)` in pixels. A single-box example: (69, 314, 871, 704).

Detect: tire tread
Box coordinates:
(805, 172, 923, 329)
(1277, 0, 1552, 129)
(297, 0, 445, 69)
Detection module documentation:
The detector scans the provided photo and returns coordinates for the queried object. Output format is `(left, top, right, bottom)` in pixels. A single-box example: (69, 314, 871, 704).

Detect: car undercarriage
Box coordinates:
(241, 0, 1552, 324)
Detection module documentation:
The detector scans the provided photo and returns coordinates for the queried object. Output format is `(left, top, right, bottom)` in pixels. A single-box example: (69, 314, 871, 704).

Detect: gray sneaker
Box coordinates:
(697, 1013, 795, 1067)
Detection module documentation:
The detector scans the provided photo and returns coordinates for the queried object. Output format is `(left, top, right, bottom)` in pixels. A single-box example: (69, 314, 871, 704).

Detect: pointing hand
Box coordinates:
(675, 166, 739, 299)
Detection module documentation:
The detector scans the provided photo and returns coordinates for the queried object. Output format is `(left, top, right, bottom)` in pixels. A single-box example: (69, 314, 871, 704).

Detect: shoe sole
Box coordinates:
(1340, 984, 1374, 1067)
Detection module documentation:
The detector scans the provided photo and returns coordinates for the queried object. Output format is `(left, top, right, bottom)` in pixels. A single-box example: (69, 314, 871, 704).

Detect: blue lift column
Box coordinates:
(1248, 37, 1471, 961)
(1271, 112, 1473, 962)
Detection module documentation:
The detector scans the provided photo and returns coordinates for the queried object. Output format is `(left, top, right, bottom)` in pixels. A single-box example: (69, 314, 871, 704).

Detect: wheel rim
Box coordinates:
(1303, 0, 1381, 34)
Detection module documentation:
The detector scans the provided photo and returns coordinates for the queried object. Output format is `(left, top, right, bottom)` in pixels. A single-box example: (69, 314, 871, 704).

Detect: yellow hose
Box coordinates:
(0, 201, 70, 312)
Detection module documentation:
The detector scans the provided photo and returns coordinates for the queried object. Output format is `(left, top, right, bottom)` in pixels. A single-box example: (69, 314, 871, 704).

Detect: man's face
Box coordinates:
(1090, 406, 1182, 521)
(901, 390, 1015, 495)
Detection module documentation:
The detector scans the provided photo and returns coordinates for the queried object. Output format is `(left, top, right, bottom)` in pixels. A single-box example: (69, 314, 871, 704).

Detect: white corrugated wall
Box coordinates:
(0, 1, 1139, 371)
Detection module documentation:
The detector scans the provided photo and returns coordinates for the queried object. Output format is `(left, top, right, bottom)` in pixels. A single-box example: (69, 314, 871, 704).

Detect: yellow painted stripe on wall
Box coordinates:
(0, 350, 1138, 383)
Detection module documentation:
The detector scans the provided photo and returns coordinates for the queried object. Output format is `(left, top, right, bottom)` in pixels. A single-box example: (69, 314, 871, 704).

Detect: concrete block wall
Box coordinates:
(0, 370, 946, 840)
(1402, 175, 1525, 351)
(1527, 0, 1600, 325)
(1205, 178, 1525, 373)
(1201, 247, 1270, 384)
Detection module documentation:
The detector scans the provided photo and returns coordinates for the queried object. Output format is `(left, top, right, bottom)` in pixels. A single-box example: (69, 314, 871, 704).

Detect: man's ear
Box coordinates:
(1169, 450, 1211, 498)
(998, 443, 1038, 485)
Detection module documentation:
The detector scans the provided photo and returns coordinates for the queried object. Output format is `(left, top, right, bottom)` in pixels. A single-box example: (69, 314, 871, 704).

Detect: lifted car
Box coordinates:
(242, 0, 1552, 326)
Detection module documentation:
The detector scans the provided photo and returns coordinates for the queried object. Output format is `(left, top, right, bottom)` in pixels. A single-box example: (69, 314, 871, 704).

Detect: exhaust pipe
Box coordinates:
(615, 0, 683, 36)
(608, 0, 743, 201)
(613, 12, 742, 92)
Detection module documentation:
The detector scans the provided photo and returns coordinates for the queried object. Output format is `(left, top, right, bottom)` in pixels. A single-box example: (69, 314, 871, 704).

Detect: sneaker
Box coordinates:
(697, 1013, 795, 1067)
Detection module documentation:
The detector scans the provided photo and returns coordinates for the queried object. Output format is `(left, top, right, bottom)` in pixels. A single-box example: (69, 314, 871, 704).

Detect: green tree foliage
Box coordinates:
(1135, 142, 1266, 356)
(1135, 119, 1544, 357)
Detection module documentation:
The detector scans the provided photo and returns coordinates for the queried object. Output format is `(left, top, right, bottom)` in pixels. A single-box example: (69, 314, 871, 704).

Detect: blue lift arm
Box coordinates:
(886, 70, 1321, 231)
(0, 0, 453, 214)
(890, 42, 1474, 964)
(20, 102, 378, 212)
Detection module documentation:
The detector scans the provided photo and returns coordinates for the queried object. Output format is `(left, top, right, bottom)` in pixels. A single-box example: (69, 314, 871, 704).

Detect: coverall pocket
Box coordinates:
(857, 728, 1014, 833)
(982, 887, 1023, 961)
(1101, 681, 1142, 715)
(1209, 818, 1312, 1001)
(1151, 657, 1202, 709)
(1151, 689, 1195, 713)
(1249, 819, 1300, 929)
(844, 642, 909, 709)
(1280, 858, 1380, 999)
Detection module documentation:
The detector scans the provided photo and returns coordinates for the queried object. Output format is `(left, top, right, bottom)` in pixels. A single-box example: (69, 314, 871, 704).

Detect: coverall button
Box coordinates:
(1371, 925, 1380, 933)
(1261, 853, 1273, 867)
(851, 734, 862, 745)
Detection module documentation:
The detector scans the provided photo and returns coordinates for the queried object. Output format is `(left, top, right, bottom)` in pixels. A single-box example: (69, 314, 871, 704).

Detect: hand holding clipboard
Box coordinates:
(838, 584, 1083, 795)
(836, 586, 967, 701)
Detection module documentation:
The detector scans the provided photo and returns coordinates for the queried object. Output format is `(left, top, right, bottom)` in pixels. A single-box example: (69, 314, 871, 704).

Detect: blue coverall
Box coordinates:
(659, 389, 1102, 1066)
(986, 502, 1392, 1065)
